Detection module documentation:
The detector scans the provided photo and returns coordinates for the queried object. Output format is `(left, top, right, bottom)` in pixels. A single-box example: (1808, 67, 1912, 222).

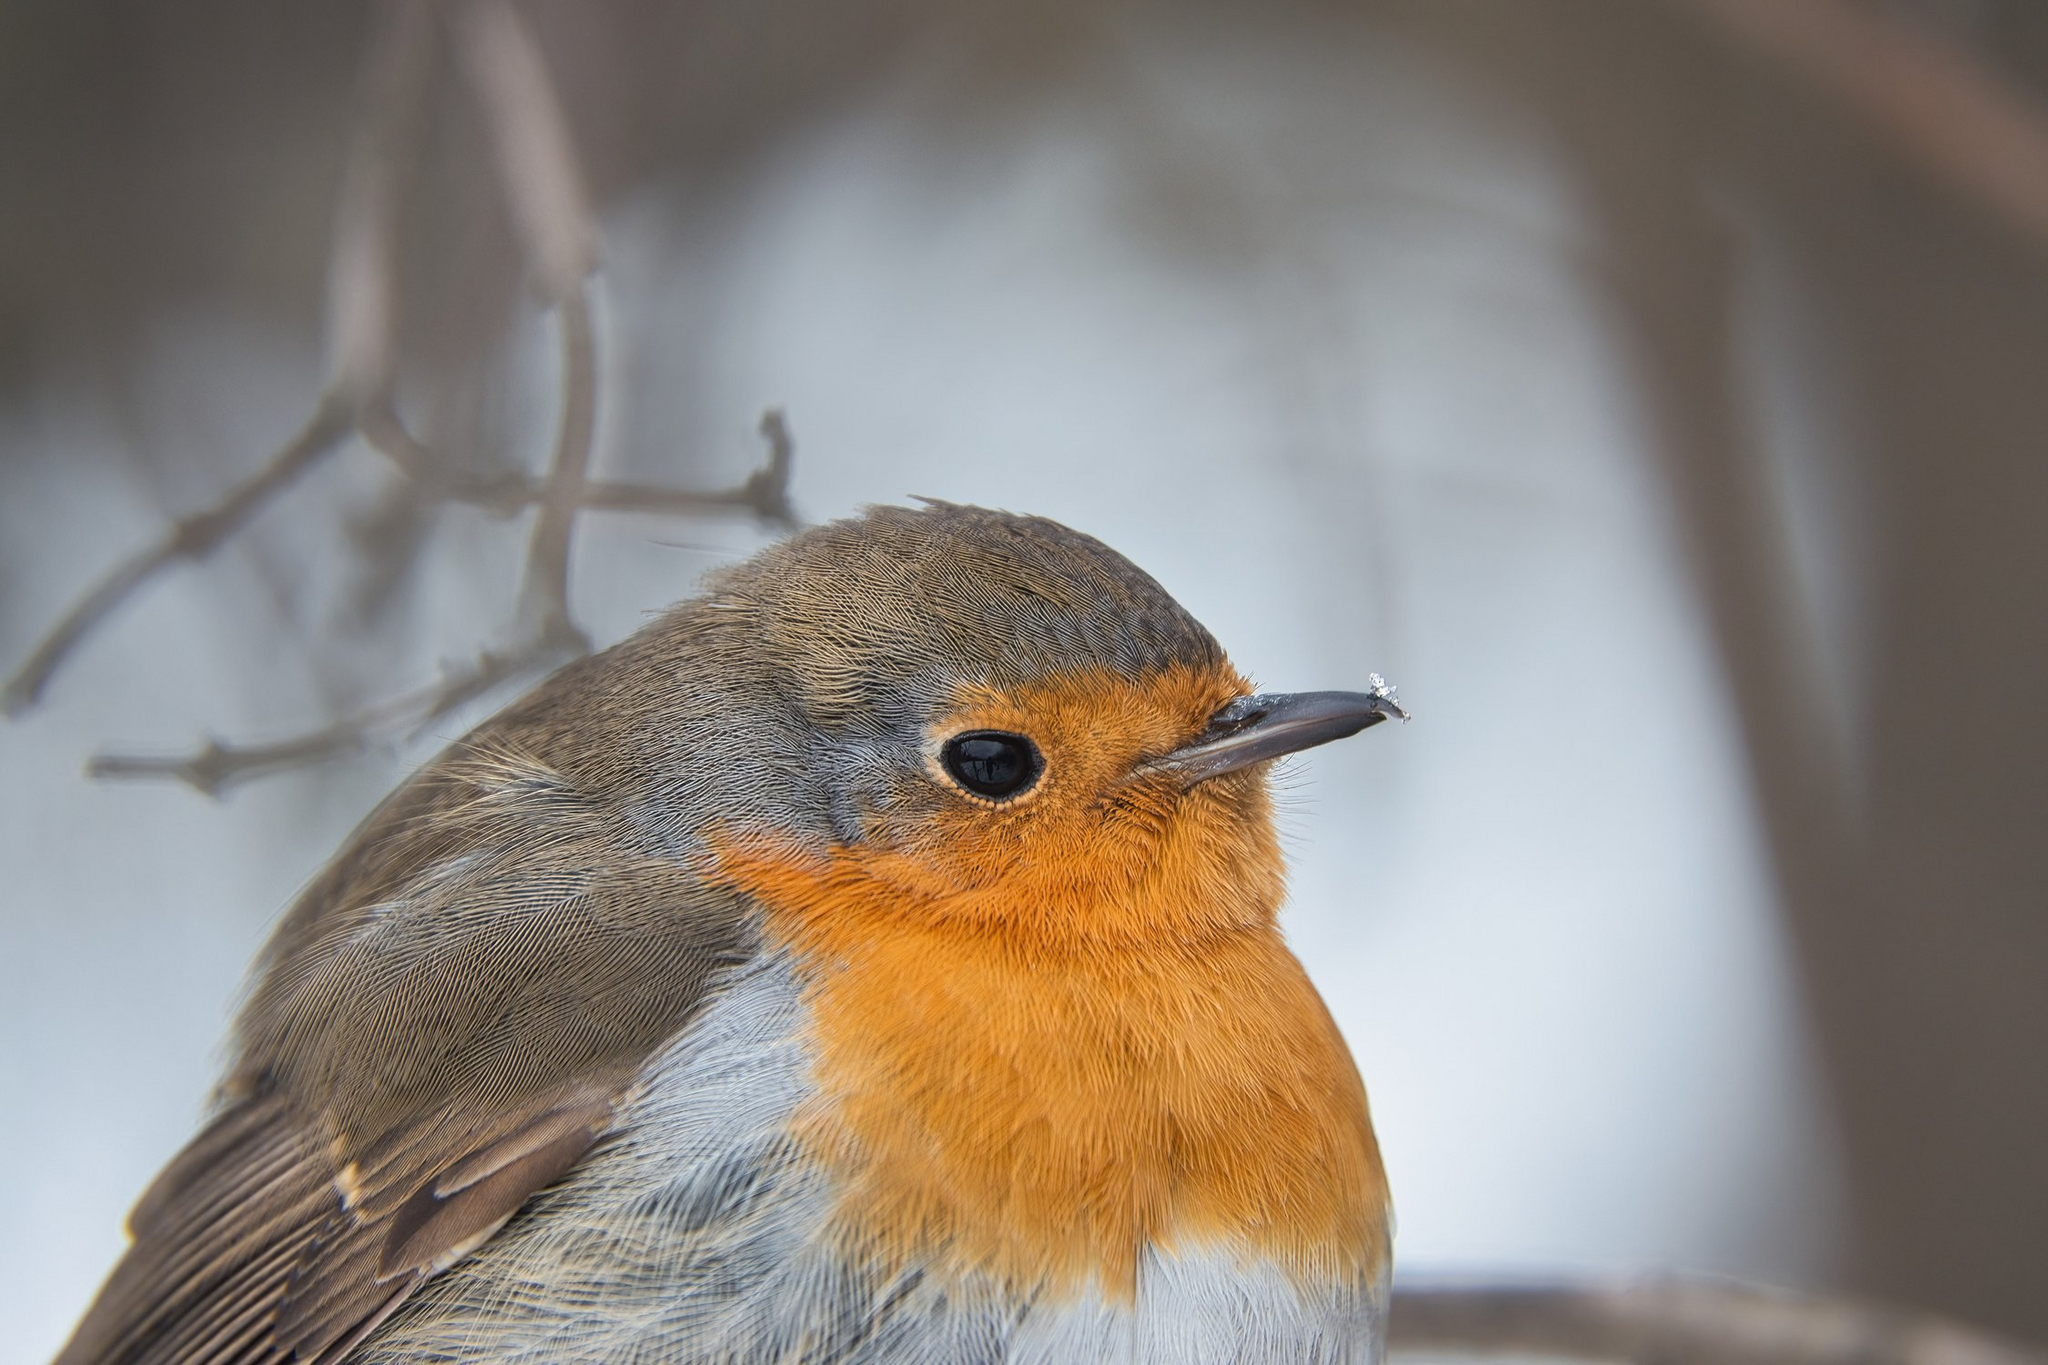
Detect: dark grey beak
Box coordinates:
(1142, 679, 1408, 785)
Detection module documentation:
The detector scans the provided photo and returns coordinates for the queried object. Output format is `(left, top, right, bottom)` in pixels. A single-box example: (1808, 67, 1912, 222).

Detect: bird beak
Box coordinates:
(1141, 681, 1409, 785)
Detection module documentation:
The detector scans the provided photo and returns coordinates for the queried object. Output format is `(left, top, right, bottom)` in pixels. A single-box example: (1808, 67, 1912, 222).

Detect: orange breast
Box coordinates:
(713, 833, 1391, 1303)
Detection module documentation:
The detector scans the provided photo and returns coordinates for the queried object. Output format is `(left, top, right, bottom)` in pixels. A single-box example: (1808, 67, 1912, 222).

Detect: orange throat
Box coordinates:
(710, 808, 1392, 1303)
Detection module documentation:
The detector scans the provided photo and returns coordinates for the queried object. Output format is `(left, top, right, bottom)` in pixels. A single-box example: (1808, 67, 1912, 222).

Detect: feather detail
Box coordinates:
(56, 703, 754, 1363)
(380, 1096, 610, 1279)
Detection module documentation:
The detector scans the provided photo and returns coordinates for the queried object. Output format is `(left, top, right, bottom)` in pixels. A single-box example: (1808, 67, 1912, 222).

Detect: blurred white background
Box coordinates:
(6, 2, 2046, 1361)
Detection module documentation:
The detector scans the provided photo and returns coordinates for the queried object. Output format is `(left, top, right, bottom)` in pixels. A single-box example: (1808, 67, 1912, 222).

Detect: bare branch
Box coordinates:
(326, 0, 439, 400)
(86, 636, 577, 798)
(455, 0, 596, 304)
(2, 0, 433, 720)
(1389, 1280, 2048, 1365)
(1660, 0, 2048, 251)
(452, 0, 604, 650)
(363, 400, 800, 525)
(358, 400, 530, 515)
(88, 729, 369, 799)
(8, 0, 799, 792)
(3, 394, 355, 717)
(97, 400, 803, 792)
(515, 286, 598, 651)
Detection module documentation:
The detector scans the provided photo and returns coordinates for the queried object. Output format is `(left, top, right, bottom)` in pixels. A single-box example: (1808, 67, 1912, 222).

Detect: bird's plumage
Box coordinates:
(57, 503, 1391, 1364)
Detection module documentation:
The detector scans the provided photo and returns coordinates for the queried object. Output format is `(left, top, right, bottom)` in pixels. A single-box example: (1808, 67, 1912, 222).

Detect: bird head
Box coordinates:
(664, 503, 1399, 949)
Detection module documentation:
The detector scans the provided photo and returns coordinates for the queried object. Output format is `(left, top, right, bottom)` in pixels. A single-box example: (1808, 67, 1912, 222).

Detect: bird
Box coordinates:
(56, 501, 1404, 1365)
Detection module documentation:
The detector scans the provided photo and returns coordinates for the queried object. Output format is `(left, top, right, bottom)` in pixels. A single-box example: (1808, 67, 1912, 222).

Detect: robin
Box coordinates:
(57, 502, 1404, 1365)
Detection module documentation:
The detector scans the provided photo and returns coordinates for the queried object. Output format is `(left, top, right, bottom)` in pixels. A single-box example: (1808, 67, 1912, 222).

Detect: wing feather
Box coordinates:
(56, 737, 754, 1363)
(56, 1097, 331, 1365)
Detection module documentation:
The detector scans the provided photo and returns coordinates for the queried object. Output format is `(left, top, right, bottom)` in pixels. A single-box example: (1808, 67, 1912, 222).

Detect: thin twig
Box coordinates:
(3, 394, 355, 717)
(9, 0, 800, 793)
(358, 399, 530, 515)
(83, 403, 796, 793)
(515, 286, 598, 650)
(455, 0, 594, 306)
(326, 0, 438, 401)
(2, 0, 434, 720)
(82, 405, 797, 790)
(362, 398, 800, 524)
(454, 0, 601, 650)
(88, 728, 371, 798)
(87, 637, 576, 798)
(1389, 1279, 2047, 1365)
(1659, 0, 2048, 250)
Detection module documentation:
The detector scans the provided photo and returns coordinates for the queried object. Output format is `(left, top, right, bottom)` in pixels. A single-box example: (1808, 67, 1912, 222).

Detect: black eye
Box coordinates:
(940, 731, 1044, 800)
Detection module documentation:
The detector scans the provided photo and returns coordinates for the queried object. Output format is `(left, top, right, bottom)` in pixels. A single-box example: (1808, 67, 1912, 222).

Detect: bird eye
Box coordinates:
(940, 731, 1044, 801)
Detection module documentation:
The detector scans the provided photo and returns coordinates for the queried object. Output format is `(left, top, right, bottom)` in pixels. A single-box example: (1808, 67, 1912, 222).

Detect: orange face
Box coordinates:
(860, 659, 1284, 945)
(711, 658, 1284, 948)
(706, 659, 1390, 1303)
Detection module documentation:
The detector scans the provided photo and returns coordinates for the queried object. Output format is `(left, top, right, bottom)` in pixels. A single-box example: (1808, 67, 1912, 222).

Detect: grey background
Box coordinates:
(4, 2, 2044, 1359)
